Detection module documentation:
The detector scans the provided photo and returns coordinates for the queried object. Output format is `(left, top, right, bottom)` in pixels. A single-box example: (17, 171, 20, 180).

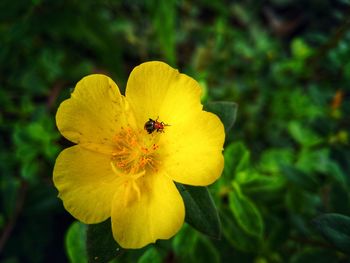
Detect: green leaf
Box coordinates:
(288, 121, 322, 147)
(86, 219, 124, 263)
(176, 184, 221, 239)
(236, 170, 286, 199)
(221, 209, 260, 252)
(137, 247, 162, 263)
(324, 161, 347, 185)
(204, 101, 238, 132)
(172, 224, 220, 263)
(65, 221, 88, 263)
(258, 148, 294, 173)
(296, 148, 346, 184)
(229, 182, 264, 238)
(281, 165, 319, 192)
(313, 213, 350, 255)
(193, 236, 220, 263)
(291, 38, 313, 60)
(21, 161, 39, 183)
(214, 142, 250, 201)
(224, 142, 250, 176)
(172, 224, 198, 257)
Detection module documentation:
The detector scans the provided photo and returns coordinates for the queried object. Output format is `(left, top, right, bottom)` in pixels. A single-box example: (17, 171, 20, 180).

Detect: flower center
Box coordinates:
(111, 127, 160, 175)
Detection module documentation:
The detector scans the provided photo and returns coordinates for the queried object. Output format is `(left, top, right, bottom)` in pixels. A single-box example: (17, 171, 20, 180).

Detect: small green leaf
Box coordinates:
(65, 221, 88, 263)
(313, 213, 350, 254)
(86, 219, 124, 263)
(229, 182, 264, 238)
(204, 101, 238, 132)
(176, 184, 221, 239)
(291, 38, 313, 60)
(21, 161, 39, 183)
(258, 148, 294, 173)
(288, 121, 322, 147)
(215, 142, 250, 199)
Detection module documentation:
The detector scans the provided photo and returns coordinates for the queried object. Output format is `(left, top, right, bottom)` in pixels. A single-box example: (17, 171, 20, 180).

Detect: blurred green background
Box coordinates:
(1, 0, 350, 262)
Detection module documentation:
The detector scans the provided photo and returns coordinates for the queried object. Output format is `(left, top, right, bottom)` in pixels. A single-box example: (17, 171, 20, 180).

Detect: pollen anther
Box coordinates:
(111, 127, 160, 175)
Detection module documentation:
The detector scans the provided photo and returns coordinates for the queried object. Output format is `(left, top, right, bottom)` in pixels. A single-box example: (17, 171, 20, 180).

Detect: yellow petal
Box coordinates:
(53, 145, 120, 224)
(125, 61, 203, 129)
(111, 172, 185, 249)
(56, 74, 128, 154)
(160, 111, 225, 186)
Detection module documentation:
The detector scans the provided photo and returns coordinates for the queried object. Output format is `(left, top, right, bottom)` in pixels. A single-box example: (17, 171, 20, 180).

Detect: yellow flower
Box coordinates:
(53, 61, 225, 249)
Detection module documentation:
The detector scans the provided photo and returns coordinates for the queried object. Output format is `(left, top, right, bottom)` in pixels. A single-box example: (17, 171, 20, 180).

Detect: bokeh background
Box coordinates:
(1, 1, 350, 262)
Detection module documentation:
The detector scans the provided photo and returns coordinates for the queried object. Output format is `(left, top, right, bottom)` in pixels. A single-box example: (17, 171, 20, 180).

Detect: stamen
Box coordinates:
(111, 127, 160, 175)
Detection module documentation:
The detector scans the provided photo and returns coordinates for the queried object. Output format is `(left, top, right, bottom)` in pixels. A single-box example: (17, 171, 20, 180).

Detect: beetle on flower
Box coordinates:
(144, 117, 170, 134)
(53, 61, 225, 249)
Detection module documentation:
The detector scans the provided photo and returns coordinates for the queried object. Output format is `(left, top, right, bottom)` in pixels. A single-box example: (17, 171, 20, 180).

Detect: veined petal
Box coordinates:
(53, 145, 120, 224)
(111, 172, 185, 249)
(56, 74, 128, 154)
(125, 61, 203, 129)
(160, 111, 225, 186)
